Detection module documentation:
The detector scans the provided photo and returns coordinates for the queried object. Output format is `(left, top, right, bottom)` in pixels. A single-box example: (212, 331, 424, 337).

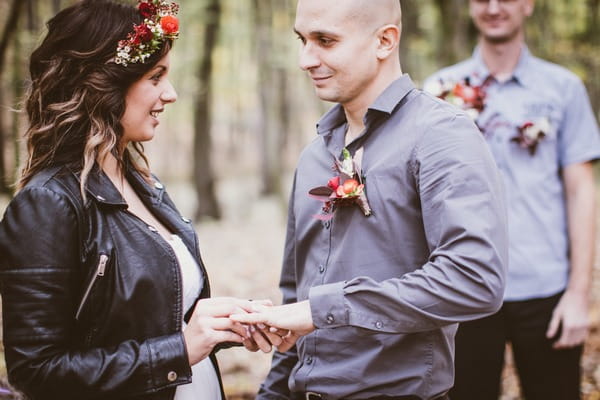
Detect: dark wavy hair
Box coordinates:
(19, 0, 173, 195)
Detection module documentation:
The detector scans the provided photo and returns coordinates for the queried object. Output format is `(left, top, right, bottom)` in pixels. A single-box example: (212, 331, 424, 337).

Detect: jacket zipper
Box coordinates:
(75, 254, 108, 321)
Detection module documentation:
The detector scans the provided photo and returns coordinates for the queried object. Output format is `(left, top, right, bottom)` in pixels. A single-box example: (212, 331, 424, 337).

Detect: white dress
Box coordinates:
(167, 235, 222, 400)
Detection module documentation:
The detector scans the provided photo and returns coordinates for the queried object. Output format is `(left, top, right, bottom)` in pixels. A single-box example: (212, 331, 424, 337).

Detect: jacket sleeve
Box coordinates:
(258, 173, 300, 400)
(0, 187, 191, 399)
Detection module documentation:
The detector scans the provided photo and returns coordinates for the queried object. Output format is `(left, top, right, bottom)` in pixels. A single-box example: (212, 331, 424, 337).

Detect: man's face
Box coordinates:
(469, 0, 534, 43)
(294, 0, 381, 107)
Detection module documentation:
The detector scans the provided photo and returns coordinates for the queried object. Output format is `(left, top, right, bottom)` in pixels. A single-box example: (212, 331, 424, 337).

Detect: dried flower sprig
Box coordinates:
(309, 148, 371, 220)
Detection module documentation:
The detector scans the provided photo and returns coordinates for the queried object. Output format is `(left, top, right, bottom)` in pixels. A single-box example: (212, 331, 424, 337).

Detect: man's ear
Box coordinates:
(376, 24, 400, 60)
(524, 0, 535, 17)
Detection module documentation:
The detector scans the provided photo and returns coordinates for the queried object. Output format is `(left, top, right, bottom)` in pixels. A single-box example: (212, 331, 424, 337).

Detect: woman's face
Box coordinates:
(121, 52, 177, 144)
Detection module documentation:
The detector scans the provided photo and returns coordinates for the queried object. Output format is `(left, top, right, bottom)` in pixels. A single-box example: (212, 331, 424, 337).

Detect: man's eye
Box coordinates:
(319, 37, 333, 46)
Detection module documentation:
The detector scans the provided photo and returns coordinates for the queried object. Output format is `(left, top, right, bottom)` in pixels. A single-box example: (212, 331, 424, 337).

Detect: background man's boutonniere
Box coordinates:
(425, 77, 486, 122)
(308, 148, 371, 221)
(511, 117, 551, 155)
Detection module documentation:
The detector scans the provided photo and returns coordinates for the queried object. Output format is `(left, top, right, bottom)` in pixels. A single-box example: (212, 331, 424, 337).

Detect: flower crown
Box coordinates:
(114, 0, 180, 66)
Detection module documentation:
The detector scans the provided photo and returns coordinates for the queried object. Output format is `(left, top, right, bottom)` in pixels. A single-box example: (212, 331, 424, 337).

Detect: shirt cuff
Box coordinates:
(308, 281, 348, 328)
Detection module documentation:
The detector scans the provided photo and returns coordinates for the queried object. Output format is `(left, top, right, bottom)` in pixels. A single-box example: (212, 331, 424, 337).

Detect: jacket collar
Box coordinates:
(69, 163, 164, 208)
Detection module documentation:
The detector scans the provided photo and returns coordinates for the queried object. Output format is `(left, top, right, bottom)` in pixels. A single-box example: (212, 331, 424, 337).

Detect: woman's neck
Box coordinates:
(99, 152, 125, 193)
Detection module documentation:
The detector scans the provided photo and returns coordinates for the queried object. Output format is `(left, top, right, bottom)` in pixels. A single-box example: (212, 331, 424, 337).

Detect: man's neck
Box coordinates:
(479, 36, 524, 82)
(343, 65, 402, 146)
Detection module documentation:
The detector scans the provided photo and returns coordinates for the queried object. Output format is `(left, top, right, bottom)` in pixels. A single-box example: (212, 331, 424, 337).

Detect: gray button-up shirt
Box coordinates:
(259, 75, 508, 400)
(425, 47, 600, 301)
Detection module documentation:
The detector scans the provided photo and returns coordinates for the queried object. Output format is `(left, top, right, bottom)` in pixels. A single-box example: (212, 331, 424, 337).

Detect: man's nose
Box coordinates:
(298, 43, 320, 71)
(486, 0, 501, 13)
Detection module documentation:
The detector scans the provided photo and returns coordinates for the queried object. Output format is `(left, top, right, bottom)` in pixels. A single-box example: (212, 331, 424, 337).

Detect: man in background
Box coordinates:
(425, 0, 600, 399)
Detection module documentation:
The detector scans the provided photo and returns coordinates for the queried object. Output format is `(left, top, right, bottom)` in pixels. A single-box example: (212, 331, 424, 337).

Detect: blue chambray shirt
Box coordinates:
(425, 47, 600, 301)
(259, 75, 508, 400)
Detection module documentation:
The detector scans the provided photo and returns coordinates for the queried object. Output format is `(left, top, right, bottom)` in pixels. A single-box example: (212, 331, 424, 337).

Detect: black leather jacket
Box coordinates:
(0, 165, 224, 399)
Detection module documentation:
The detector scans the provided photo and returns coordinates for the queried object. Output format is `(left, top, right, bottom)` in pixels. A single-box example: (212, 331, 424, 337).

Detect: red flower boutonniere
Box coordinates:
(308, 148, 372, 221)
(425, 77, 487, 121)
(511, 117, 551, 155)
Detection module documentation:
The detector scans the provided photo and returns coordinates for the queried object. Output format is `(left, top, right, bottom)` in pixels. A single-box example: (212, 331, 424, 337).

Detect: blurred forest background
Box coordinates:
(0, 0, 599, 399)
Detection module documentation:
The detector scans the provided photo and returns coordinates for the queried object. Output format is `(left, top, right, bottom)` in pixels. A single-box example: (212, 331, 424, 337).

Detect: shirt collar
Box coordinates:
(471, 44, 534, 87)
(316, 74, 415, 136)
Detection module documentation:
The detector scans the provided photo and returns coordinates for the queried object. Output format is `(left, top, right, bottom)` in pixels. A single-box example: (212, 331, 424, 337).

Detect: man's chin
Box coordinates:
(314, 88, 339, 103)
(481, 29, 520, 44)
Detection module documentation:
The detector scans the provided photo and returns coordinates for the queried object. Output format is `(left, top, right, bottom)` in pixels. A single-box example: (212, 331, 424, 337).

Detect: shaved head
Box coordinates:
(296, 0, 402, 33)
(344, 0, 402, 31)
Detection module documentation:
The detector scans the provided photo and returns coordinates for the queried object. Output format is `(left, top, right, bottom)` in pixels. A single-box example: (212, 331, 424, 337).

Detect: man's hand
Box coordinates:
(546, 290, 589, 349)
(230, 300, 315, 352)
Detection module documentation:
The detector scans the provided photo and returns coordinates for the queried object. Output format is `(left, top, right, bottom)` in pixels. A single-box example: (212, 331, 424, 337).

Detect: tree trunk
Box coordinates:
(53, 0, 62, 14)
(434, 0, 473, 66)
(0, 0, 25, 193)
(193, 0, 222, 220)
(254, 0, 287, 196)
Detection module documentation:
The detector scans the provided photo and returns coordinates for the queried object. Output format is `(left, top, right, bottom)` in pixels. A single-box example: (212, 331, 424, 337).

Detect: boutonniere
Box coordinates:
(425, 77, 487, 122)
(511, 117, 551, 155)
(308, 148, 372, 221)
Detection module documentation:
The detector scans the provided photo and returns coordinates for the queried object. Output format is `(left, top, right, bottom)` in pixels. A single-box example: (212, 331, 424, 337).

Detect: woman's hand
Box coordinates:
(183, 297, 256, 365)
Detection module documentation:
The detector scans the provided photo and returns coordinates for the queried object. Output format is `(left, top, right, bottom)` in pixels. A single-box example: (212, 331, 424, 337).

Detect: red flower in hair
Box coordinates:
(160, 15, 179, 35)
(134, 23, 153, 43)
(138, 2, 157, 18)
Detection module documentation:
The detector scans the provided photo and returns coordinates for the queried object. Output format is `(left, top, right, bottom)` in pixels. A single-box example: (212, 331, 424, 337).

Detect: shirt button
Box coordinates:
(96, 195, 106, 201)
(181, 216, 191, 223)
(375, 321, 383, 329)
(154, 181, 164, 190)
(318, 264, 325, 273)
(326, 314, 335, 324)
(167, 371, 177, 382)
(324, 220, 331, 229)
(306, 356, 313, 365)
(148, 225, 158, 232)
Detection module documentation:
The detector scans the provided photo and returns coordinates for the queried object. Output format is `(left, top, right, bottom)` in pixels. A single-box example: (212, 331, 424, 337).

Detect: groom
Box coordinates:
(234, 0, 508, 398)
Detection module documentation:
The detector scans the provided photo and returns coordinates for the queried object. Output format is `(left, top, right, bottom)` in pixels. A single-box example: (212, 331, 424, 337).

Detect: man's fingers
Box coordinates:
(260, 327, 283, 347)
(242, 334, 260, 352)
(552, 324, 587, 349)
(250, 326, 273, 353)
(277, 332, 300, 353)
(545, 313, 560, 339)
